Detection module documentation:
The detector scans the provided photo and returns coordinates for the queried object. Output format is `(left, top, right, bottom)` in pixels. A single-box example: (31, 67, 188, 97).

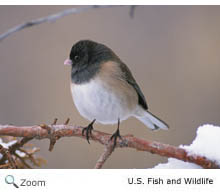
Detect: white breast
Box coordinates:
(71, 77, 138, 124)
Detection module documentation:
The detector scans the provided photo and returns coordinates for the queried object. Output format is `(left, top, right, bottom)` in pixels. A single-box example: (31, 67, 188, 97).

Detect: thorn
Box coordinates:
(39, 124, 46, 129)
(39, 124, 51, 134)
(52, 118, 58, 125)
(64, 118, 70, 125)
(39, 123, 57, 151)
(49, 139, 56, 151)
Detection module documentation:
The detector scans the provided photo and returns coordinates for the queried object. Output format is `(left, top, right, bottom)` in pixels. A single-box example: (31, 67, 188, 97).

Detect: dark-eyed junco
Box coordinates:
(64, 40, 168, 146)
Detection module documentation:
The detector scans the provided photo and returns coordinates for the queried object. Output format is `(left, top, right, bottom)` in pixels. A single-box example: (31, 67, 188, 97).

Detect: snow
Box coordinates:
(0, 138, 17, 149)
(0, 138, 18, 160)
(0, 137, 29, 162)
(154, 158, 202, 169)
(154, 124, 220, 169)
(15, 150, 26, 157)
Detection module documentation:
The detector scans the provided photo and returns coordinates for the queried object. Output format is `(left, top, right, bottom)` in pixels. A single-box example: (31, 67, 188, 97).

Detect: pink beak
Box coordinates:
(64, 58, 73, 66)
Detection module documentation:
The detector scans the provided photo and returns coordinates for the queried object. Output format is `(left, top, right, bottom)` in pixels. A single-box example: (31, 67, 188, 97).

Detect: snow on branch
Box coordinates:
(0, 136, 45, 169)
(0, 121, 219, 169)
(154, 124, 220, 169)
(0, 5, 137, 42)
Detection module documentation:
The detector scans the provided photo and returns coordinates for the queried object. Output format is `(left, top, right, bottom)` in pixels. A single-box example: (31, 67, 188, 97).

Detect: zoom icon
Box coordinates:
(5, 175, 19, 188)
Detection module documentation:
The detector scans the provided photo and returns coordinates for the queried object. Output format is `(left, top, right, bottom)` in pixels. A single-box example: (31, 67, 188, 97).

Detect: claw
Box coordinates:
(82, 119, 96, 144)
(110, 119, 122, 149)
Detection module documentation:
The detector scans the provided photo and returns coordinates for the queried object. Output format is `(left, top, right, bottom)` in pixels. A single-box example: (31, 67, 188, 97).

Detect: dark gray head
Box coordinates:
(64, 40, 119, 84)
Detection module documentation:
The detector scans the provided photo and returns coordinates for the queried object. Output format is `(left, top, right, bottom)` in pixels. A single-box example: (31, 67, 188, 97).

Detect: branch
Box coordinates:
(0, 144, 17, 168)
(0, 5, 137, 42)
(129, 5, 137, 18)
(0, 123, 219, 169)
(94, 142, 114, 169)
(0, 136, 43, 168)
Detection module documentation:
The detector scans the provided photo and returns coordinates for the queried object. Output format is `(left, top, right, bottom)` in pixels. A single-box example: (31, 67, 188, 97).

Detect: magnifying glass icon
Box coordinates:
(5, 175, 19, 188)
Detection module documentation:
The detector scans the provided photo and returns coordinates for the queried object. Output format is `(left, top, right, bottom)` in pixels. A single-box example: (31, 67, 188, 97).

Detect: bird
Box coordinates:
(64, 40, 168, 147)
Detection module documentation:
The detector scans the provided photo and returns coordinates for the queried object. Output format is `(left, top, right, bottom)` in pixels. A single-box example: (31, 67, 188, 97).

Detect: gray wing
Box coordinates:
(119, 62, 148, 110)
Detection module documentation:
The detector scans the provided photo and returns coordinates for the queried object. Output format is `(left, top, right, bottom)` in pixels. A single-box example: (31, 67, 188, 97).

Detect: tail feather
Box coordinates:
(135, 111, 169, 130)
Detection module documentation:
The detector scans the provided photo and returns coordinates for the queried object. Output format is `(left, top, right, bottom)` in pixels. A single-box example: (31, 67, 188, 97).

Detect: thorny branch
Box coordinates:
(0, 5, 137, 42)
(0, 121, 219, 169)
(0, 137, 44, 169)
(0, 144, 17, 168)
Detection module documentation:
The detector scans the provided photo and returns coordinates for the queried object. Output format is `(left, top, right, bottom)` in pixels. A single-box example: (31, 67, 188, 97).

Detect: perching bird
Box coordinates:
(64, 40, 168, 147)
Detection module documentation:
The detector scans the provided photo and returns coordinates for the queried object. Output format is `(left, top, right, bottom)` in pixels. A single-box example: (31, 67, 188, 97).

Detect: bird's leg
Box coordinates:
(82, 119, 96, 144)
(110, 118, 122, 149)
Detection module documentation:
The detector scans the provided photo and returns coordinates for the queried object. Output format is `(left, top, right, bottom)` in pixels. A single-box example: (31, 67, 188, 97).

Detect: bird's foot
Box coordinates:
(109, 119, 122, 150)
(82, 119, 96, 144)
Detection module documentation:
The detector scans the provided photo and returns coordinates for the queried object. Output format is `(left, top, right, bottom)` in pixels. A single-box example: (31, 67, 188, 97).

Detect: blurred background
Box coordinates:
(0, 6, 220, 168)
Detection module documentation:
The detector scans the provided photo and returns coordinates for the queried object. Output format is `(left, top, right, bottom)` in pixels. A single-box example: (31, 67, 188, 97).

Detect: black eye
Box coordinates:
(74, 55, 80, 61)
